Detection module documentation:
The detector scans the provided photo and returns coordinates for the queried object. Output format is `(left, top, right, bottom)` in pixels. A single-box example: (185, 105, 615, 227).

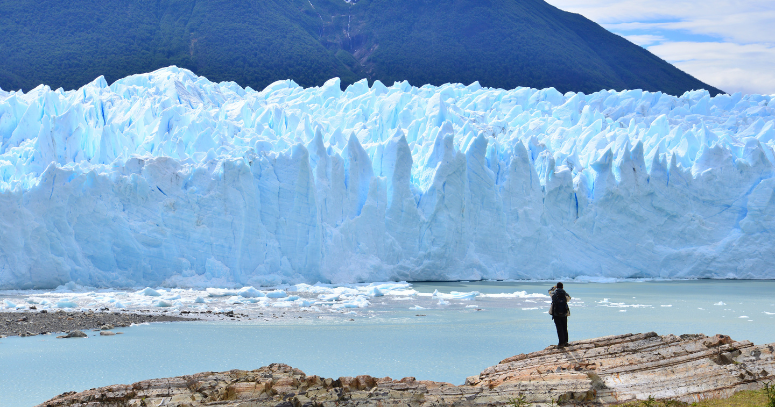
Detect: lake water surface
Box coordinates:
(1, 280, 774, 407)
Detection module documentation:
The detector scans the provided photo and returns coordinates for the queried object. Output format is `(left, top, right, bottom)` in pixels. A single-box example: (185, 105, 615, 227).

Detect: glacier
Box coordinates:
(1, 66, 774, 289)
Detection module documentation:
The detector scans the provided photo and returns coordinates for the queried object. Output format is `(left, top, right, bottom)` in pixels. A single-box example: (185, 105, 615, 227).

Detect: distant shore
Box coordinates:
(0, 310, 197, 338)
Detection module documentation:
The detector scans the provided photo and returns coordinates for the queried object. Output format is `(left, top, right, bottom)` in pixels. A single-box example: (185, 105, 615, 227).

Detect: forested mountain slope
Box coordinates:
(0, 0, 721, 95)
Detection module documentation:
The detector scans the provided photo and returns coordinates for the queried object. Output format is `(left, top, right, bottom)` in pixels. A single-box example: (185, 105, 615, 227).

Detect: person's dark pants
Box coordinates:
(553, 315, 568, 345)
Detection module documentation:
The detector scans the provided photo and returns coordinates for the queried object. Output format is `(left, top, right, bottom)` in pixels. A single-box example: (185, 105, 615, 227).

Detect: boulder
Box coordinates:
(56, 330, 87, 339)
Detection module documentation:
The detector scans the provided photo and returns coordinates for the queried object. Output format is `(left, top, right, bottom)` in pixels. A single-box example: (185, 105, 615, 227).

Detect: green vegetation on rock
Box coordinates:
(616, 388, 773, 407)
(0, 0, 722, 95)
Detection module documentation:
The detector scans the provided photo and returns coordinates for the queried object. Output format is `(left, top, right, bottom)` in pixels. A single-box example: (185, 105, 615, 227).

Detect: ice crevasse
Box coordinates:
(1, 67, 774, 289)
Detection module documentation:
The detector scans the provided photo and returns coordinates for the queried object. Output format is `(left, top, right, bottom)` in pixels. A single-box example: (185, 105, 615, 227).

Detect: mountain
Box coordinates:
(0, 0, 722, 95)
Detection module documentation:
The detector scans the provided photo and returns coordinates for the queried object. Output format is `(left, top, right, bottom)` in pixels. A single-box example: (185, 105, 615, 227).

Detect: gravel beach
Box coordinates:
(0, 310, 196, 338)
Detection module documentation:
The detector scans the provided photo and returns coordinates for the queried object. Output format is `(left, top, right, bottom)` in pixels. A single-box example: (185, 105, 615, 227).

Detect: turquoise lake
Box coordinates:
(1, 280, 774, 407)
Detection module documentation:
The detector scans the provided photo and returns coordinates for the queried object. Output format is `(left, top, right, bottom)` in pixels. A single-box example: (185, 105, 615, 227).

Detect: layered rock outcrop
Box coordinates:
(40, 332, 775, 406)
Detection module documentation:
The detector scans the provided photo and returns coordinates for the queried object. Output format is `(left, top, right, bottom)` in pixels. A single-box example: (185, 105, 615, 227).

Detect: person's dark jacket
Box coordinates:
(548, 287, 571, 317)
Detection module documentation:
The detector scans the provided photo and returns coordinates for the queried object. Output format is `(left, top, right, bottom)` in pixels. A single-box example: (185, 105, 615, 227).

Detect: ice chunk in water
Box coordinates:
(237, 287, 265, 298)
(56, 299, 77, 308)
(266, 291, 288, 299)
(139, 288, 161, 297)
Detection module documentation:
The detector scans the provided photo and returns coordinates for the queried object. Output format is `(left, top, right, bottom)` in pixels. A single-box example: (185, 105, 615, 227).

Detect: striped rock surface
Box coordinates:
(39, 332, 775, 407)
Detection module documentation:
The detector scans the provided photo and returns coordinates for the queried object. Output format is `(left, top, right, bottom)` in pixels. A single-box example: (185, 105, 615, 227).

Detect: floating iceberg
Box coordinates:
(155, 299, 173, 307)
(56, 299, 77, 308)
(237, 286, 265, 298)
(1, 67, 774, 289)
(265, 290, 288, 299)
(432, 289, 479, 300)
(138, 287, 162, 297)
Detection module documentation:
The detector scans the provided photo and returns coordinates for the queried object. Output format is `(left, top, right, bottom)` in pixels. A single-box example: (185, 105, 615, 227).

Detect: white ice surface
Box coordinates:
(1, 67, 775, 289)
(0, 282, 499, 317)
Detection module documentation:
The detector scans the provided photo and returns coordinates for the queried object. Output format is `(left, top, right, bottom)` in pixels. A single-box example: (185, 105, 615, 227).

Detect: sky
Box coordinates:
(543, 0, 775, 95)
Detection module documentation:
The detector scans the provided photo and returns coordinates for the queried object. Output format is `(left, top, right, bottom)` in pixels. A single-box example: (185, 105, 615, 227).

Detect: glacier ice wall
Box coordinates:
(1, 67, 774, 289)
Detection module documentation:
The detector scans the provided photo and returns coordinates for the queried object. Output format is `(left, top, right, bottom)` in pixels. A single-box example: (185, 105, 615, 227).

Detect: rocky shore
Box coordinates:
(0, 310, 195, 338)
(39, 332, 774, 406)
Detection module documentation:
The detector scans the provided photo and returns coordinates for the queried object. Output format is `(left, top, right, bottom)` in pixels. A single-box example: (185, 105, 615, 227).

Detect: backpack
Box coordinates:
(552, 290, 569, 316)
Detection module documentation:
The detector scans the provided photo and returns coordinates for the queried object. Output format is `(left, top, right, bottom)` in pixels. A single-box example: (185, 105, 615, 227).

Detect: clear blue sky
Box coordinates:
(544, 0, 775, 95)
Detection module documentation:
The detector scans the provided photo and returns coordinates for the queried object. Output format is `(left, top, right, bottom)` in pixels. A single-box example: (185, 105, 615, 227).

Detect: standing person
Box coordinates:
(549, 282, 571, 347)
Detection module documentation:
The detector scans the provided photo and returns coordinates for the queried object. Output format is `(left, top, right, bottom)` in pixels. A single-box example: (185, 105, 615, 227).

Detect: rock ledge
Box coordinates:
(39, 332, 775, 406)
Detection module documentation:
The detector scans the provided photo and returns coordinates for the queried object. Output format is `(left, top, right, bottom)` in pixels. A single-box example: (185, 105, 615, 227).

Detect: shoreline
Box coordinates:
(0, 307, 351, 339)
(0, 310, 197, 338)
